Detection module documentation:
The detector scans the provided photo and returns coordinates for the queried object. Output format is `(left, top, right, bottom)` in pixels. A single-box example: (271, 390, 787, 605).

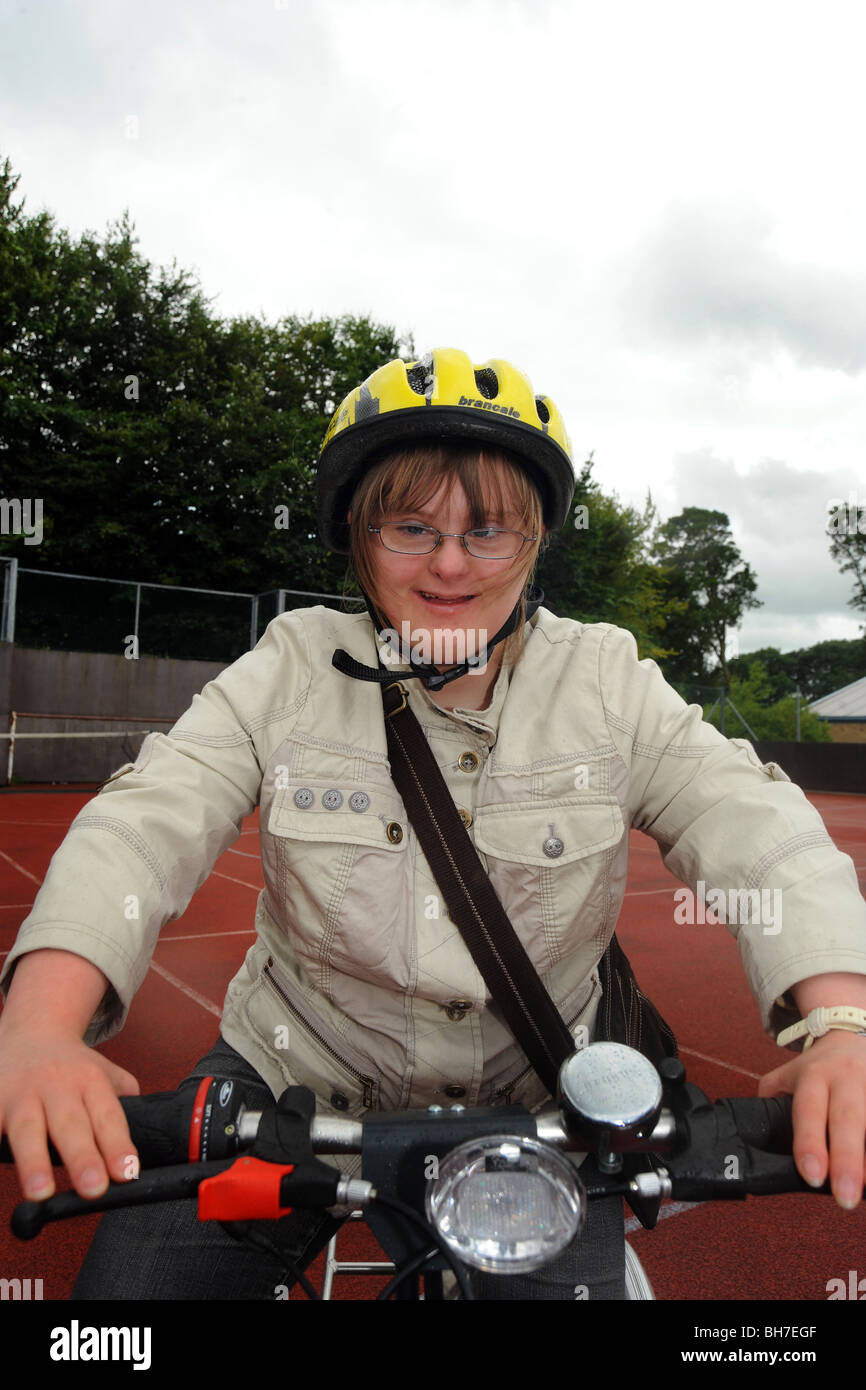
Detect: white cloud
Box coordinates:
(2, 0, 865, 653)
(626, 203, 866, 373)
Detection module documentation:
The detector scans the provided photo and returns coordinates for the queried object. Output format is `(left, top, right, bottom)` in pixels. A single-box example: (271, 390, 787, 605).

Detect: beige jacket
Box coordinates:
(5, 606, 866, 1121)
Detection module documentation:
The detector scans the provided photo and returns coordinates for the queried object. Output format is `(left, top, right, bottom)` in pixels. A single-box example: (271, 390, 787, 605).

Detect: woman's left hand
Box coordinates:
(758, 1029, 866, 1209)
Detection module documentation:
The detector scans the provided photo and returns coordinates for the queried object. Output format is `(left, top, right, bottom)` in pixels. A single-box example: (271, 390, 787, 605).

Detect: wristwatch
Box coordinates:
(777, 1005, 866, 1051)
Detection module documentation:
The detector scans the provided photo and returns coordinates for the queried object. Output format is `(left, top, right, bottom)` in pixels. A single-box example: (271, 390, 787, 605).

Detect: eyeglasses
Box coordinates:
(369, 523, 536, 559)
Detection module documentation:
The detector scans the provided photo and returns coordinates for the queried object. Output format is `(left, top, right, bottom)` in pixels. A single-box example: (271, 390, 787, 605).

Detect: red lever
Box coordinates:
(198, 1157, 295, 1221)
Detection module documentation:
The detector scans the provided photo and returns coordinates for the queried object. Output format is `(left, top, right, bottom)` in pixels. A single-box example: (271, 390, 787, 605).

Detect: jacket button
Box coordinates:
(294, 788, 314, 809)
(330, 1092, 349, 1111)
(322, 789, 343, 809)
(543, 835, 564, 858)
(386, 821, 403, 844)
(445, 998, 473, 1022)
(444, 1083, 467, 1099)
(349, 791, 370, 812)
(458, 808, 473, 829)
(458, 751, 479, 773)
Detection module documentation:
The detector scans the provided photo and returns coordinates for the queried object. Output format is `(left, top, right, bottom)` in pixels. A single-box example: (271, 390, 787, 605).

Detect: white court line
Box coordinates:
(148, 959, 221, 1018)
(0, 849, 43, 887)
(227, 847, 261, 860)
(159, 929, 256, 942)
(624, 886, 679, 898)
(211, 870, 262, 890)
(0, 904, 34, 910)
(678, 1045, 762, 1082)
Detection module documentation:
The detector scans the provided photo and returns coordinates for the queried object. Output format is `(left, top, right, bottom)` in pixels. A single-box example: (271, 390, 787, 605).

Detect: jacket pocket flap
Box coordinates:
(474, 797, 625, 866)
(268, 783, 408, 851)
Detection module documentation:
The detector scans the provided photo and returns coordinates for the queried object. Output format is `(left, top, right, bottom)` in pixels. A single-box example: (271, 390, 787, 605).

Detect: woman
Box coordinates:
(1, 348, 865, 1299)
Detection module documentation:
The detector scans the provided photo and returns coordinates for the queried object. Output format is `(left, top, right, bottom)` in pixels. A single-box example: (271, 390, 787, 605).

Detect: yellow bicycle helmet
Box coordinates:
(317, 347, 575, 553)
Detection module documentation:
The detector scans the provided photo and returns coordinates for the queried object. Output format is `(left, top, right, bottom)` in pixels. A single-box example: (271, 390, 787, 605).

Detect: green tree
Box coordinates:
(703, 662, 832, 741)
(536, 456, 683, 660)
(652, 507, 761, 687)
(724, 638, 866, 702)
(828, 498, 866, 634)
(0, 154, 410, 604)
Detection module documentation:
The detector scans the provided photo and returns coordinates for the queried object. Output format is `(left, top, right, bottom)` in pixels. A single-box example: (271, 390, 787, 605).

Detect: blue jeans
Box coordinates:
(74, 1036, 625, 1301)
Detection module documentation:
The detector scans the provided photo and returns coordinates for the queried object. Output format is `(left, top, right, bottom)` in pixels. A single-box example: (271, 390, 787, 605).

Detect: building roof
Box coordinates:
(811, 674, 866, 719)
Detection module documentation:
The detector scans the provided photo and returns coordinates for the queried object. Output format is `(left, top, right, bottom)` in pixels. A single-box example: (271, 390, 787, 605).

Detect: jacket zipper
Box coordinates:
(263, 960, 377, 1108)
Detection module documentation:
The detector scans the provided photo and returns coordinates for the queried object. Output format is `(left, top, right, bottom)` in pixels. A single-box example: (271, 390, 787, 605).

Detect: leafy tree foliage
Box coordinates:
(702, 662, 832, 742)
(536, 456, 683, 660)
(723, 638, 866, 703)
(0, 154, 410, 602)
(652, 507, 761, 687)
(828, 499, 866, 633)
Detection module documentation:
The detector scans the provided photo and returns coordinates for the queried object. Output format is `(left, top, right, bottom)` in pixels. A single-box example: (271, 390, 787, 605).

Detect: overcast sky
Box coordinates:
(2, 0, 865, 657)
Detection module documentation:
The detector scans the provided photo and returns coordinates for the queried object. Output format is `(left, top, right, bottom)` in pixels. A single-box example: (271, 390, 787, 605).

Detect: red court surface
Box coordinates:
(1, 787, 864, 1302)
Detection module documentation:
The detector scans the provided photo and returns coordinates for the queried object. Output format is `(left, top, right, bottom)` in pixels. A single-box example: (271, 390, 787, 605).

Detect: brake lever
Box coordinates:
(10, 1158, 236, 1240)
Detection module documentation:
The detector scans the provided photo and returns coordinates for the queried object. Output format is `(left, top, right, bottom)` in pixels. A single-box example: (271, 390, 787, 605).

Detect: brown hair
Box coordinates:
(348, 442, 545, 665)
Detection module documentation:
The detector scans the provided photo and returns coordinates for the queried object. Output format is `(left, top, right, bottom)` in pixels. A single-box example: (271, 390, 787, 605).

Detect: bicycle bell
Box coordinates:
(558, 1043, 663, 1149)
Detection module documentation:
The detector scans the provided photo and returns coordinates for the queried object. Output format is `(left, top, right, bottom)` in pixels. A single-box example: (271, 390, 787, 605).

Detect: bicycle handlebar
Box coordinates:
(4, 1058, 849, 1247)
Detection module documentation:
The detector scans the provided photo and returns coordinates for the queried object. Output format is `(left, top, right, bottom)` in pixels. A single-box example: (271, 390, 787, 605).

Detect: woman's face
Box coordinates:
(367, 475, 533, 667)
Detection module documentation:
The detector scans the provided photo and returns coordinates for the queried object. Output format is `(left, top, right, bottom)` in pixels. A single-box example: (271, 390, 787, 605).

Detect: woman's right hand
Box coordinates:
(0, 949, 141, 1200)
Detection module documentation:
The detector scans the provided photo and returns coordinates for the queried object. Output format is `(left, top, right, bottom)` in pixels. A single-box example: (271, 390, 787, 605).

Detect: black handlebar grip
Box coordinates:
(719, 1095, 794, 1153)
(0, 1089, 193, 1170)
(9, 1199, 49, 1240)
(0, 1075, 251, 1171)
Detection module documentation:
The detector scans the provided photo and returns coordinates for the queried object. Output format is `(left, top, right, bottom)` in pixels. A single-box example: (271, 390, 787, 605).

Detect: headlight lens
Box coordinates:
(425, 1134, 586, 1274)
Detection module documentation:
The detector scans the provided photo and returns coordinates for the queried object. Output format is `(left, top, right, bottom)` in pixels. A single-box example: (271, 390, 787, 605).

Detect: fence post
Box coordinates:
(6, 710, 16, 784)
(1, 557, 17, 644)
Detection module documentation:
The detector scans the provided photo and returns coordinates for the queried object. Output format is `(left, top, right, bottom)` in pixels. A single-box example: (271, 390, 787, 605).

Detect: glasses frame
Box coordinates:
(368, 523, 537, 560)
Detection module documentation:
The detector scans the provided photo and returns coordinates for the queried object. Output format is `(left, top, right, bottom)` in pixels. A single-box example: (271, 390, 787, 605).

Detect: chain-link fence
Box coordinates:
(0, 560, 364, 663)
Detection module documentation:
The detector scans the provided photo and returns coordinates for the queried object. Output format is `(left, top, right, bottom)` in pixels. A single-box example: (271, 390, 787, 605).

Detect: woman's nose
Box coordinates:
(429, 534, 473, 575)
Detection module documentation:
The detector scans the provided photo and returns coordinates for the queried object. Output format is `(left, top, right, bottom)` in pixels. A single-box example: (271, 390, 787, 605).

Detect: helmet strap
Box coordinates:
(333, 588, 543, 691)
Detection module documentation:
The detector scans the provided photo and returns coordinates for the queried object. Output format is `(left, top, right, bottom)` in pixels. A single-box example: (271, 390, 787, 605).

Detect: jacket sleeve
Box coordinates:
(0, 613, 313, 1043)
(596, 624, 866, 1038)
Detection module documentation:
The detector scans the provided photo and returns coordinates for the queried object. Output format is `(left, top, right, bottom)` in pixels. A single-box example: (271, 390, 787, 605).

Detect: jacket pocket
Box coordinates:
(265, 780, 413, 987)
(472, 797, 626, 971)
(473, 797, 624, 866)
(243, 957, 380, 1115)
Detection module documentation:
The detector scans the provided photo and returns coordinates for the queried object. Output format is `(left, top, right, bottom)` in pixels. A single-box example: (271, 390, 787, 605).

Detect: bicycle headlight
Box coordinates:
(425, 1134, 586, 1274)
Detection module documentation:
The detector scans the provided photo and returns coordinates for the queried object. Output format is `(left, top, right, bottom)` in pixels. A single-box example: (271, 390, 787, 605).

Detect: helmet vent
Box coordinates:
(406, 354, 434, 397)
(474, 367, 499, 399)
(535, 396, 551, 424)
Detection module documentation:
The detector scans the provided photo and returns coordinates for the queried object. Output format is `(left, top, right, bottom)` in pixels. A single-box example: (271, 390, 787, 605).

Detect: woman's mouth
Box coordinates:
(416, 590, 476, 608)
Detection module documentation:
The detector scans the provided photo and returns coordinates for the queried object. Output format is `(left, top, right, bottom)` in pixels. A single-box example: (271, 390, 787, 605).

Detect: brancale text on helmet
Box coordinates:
(458, 395, 521, 417)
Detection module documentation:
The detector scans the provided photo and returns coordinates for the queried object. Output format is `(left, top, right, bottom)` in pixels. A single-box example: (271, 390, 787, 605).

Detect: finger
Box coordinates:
(100, 1058, 141, 1099)
(827, 1077, 866, 1210)
(81, 1076, 139, 1184)
(757, 1063, 794, 1099)
(4, 1102, 59, 1201)
(791, 1069, 830, 1190)
(30, 1088, 112, 1199)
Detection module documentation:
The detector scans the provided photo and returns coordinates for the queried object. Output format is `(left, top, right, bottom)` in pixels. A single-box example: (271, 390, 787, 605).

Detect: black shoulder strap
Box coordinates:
(381, 679, 575, 1096)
